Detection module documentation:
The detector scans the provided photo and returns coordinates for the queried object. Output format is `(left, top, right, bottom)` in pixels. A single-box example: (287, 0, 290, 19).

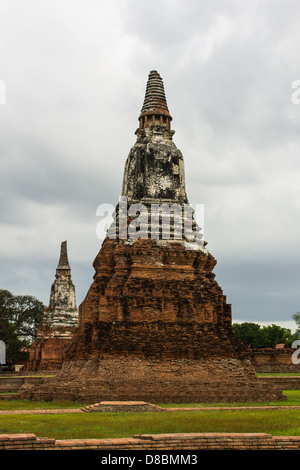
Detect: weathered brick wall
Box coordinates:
(24, 335, 73, 371)
(0, 434, 56, 450)
(0, 377, 25, 392)
(1, 433, 299, 450)
(250, 349, 300, 373)
(259, 376, 300, 390)
(0, 376, 45, 393)
(66, 319, 250, 361)
(19, 356, 284, 403)
(80, 238, 232, 326)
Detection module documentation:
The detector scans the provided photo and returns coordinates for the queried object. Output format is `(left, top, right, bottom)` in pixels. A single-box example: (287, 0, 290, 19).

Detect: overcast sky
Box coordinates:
(0, 0, 300, 331)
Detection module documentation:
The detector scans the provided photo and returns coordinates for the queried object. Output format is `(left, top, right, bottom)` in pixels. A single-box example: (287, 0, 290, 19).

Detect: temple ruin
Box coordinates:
(24, 241, 78, 371)
(20, 71, 285, 402)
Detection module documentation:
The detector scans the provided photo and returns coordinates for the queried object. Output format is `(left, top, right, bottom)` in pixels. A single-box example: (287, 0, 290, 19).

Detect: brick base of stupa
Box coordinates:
(23, 334, 74, 371)
(19, 321, 285, 403)
(19, 239, 286, 402)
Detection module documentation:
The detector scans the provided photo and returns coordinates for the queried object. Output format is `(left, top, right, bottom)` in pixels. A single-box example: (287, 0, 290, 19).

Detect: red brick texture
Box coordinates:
(0, 433, 299, 450)
(21, 356, 285, 403)
(250, 348, 300, 373)
(23, 334, 73, 371)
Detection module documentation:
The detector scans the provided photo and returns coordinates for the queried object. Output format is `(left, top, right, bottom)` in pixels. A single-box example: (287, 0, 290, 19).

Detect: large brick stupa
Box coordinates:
(22, 71, 284, 403)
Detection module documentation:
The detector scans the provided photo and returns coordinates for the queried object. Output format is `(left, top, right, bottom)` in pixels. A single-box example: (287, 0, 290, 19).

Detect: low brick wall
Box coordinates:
(0, 377, 24, 392)
(0, 376, 45, 393)
(250, 349, 300, 373)
(259, 376, 300, 390)
(82, 401, 163, 413)
(0, 434, 56, 450)
(1, 433, 300, 450)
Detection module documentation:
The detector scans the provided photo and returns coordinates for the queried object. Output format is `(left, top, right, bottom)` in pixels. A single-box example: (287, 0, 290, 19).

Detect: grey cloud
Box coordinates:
(0, 1, 299, 328)
(215, 258, 300, 326)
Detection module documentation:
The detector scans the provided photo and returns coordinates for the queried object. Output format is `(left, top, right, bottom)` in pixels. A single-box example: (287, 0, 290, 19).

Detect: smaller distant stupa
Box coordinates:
(24, 241, 78, 371)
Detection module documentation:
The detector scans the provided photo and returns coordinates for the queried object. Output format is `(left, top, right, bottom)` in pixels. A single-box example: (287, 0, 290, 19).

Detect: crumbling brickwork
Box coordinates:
(250, 348, 300, 373)
(1, 433, 300, 451)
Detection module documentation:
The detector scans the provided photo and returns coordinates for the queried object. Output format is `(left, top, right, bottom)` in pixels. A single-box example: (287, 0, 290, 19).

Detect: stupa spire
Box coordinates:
(56, 241, 71, 278)
(137, 70, 172, 133)
(23, 241, 78, 371)
(58, 241, 69, 267)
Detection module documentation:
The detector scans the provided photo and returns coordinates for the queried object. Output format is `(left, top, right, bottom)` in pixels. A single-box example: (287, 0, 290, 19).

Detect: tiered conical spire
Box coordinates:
(140, 70, 171, 116)
(57, 241, 69, 268)
(56, 241, 71, 278)
(137, 70, 172, 133)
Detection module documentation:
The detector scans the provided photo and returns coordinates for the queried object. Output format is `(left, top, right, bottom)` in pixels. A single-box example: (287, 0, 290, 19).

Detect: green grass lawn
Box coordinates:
(0, 390, 299, 410)
(0, 391, 299, 439)
(0, 374, 299, 440)
(0, 399, 88, 410)
(0, 408, 299, 440)
(257, 373, 300, 377)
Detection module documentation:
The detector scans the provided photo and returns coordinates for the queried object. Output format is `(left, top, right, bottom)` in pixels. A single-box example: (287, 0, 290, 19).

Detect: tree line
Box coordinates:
(233, 314, 300, 348)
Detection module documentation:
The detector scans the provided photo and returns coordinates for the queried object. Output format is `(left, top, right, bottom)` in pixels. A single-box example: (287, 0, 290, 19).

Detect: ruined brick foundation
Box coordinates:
(250, 348, 300, 373)
(23, 333, 74, 371)
(24, 357, 283, 403)
(1, 433, 300, 451)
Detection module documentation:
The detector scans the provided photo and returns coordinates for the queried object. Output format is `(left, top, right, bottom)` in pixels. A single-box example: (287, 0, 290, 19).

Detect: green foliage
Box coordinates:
(232, 322, 263, 348)
(292, 313, 300, 338)
(233, 322, 298, 348)
(0, 289, 45, 363)
(260, 324, 295, 348)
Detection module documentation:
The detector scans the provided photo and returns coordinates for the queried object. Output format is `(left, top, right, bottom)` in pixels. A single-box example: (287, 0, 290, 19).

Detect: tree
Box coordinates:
(232, 322, 263, 348)
(0, 289, 45, 363)
(259, 324, 295, 348)
(233, 321, 298, 348)
(292, 313, 300, 338)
